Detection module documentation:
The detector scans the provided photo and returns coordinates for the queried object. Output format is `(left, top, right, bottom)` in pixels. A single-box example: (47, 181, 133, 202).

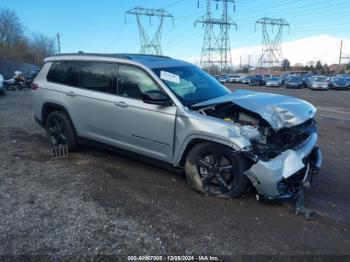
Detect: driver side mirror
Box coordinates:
(142, 90, 172, 106)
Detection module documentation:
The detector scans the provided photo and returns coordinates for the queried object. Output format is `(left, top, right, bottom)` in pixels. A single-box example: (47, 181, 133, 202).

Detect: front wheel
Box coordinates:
(185, 142, 250, 198)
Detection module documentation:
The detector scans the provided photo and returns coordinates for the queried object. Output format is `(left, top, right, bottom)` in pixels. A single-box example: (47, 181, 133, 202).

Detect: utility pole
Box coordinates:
(56, 33, 61, 54)
(339, 39, 343, 69)
(239, 55, 242, 70)
(247, 54, 251, 68)
(195, 0, 237, 73)
(338, 39, 350, 71)
(255, 17, 290, 69)
(125, 7, 174, 55)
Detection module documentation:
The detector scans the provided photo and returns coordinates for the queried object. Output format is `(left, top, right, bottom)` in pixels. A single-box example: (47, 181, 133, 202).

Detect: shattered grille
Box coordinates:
(269, 118, 317, 151)
(253, 118, 317, 160)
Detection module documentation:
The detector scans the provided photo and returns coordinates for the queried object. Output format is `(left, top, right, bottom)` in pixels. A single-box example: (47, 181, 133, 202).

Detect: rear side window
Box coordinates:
(80, 62, 117, 94)
(47, 61, 80, 86)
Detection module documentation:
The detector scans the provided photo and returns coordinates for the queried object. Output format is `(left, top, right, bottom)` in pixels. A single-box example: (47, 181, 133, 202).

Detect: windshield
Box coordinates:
(270, 77, 280, 81)
(333, 77, 349, 83)
(312, 76, 327, 82)
(287, 76, 300, 82)
(153, 66, 230, 106)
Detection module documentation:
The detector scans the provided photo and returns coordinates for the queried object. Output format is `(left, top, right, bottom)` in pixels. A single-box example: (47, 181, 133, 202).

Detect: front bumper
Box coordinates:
(266, 83, 281, 87)
(245, 133, 322, 199)
(331, 85, 349, 90)
(310, 85, 328, 90)
(286, 84, 302, 88)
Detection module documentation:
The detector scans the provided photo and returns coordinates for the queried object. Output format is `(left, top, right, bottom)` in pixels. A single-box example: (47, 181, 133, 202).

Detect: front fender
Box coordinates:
(173, 134, 243, 166)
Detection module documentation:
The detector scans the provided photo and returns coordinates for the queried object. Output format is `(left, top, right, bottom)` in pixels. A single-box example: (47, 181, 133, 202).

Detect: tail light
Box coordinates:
(31, 83, 39, 90)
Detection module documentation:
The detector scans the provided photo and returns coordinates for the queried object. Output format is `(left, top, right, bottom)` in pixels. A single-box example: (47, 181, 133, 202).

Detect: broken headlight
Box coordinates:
(240, 125, 262, 142)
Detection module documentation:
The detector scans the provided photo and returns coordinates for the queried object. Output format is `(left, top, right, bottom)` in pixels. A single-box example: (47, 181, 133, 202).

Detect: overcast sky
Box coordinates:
(1, 0, 350, 66)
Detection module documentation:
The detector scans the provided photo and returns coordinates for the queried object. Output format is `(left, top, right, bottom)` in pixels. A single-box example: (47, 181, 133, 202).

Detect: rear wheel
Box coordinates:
(45, 111, 78, 151)
(185, 142, 250, 198)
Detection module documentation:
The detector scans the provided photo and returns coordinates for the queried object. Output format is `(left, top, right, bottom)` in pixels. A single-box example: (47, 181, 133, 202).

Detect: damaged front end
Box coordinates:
(193, 89, 323, 201)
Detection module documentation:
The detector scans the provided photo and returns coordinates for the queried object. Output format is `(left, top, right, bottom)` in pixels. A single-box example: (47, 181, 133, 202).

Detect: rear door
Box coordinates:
(110, 64, 177, 162)
(68, 61, 119, 143)
(48, 61, 119, 144)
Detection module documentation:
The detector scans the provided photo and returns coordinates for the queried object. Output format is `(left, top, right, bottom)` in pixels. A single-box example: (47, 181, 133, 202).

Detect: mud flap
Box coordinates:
(52, 144, 69, 158)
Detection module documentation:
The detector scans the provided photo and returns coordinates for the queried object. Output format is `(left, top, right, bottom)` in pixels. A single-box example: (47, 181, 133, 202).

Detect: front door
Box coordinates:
(110, 64, 177, 162)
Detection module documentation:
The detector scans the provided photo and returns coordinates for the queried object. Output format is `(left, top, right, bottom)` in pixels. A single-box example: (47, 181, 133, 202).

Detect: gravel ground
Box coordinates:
(0, 87, 349, 258)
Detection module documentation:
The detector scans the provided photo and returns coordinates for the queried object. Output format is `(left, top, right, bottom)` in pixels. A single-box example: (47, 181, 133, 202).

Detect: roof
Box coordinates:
(45, 53, 193, 69)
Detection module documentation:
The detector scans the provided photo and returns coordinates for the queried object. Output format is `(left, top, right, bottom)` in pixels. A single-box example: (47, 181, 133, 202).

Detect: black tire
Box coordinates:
(185, 142, 250, 198)
(45, 111, 78, 151)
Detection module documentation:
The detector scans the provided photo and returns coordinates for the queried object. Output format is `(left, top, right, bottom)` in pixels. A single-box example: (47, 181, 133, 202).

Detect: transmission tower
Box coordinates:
(195, 0, 237, 73)
(255, 17, 290, 68)
(125, 7, 174, 55)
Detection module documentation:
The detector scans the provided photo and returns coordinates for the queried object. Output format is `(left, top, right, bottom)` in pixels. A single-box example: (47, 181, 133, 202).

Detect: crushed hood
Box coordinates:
(193, 89, 317, 130)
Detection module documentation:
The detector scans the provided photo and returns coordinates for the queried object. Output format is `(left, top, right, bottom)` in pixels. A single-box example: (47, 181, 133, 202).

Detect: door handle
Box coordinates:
(114, 101, 128, 108)
(66, 91, 76, 97)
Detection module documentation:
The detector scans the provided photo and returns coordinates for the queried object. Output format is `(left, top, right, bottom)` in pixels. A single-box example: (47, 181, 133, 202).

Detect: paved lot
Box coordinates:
(0, 87, 349, 256)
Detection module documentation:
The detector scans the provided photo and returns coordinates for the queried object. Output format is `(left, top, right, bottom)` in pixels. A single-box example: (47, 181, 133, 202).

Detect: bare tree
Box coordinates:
(29, 33, 56, 64)
(0, 8, 56, 66)
(0, 9, 23, 48)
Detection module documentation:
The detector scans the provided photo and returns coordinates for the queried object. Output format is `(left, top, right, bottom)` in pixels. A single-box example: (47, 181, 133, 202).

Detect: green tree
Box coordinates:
(281, 59, 291, 71)
(315, 60, 323, 70)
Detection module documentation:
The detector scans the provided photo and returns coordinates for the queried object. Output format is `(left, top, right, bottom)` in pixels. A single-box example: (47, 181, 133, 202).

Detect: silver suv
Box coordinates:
(32, 53, 322, 201)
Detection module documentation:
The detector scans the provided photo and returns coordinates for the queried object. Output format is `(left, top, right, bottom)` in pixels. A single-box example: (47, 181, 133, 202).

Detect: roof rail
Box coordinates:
(47, 53, 172, 60)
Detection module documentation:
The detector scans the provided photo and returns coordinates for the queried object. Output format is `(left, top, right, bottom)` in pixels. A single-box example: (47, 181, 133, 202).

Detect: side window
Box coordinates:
(47, 61, 80, 86)
(118, 65, 160, 100)
(80, 62, 117, 94)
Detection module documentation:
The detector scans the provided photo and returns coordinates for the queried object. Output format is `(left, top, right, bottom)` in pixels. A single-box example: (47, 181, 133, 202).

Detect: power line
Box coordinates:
(106, 24, 126, 50)
(163, 0, 185, 9)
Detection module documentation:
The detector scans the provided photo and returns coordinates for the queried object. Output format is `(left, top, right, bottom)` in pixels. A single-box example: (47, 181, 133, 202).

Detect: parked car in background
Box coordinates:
(241, 75, 251, 84)
(24, 69, 40, 87)
(0, 73, 6, 95)
(263, 75, 272, 81)
(301, 74, 312, 88)
(249, 75, 266, 86)
(218, 75, 230, 83)
(265, 76, 283, 87)
(228, 74, 242, 83)
(31, 53, 322, 201)
(328, 77, 350, 90)
(307, 76, 329, 90)
(285, 76, 302, 89)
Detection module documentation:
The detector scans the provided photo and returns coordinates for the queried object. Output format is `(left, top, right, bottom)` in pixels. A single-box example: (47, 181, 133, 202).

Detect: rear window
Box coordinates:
(47, 61, 118, 94)
(47, 61, 80, 86)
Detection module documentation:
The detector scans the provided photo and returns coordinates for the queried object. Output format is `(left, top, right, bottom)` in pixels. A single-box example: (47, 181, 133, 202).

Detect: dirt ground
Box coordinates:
(0, 86, 349, 258)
